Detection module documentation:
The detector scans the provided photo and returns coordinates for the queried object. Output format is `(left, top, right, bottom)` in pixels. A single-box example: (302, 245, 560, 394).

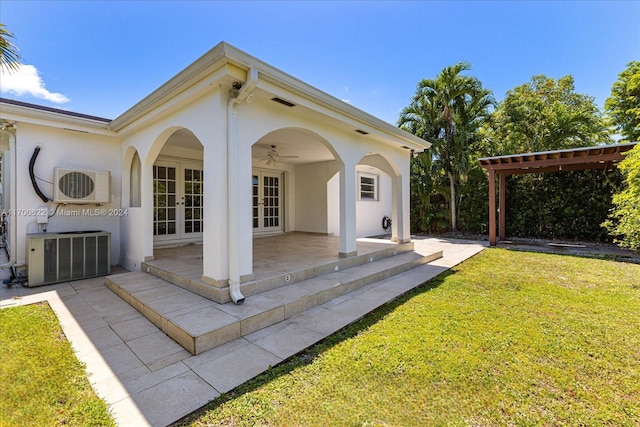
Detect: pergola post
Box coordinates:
(499, 173, 506, 241)
(488, 168, 496, 246)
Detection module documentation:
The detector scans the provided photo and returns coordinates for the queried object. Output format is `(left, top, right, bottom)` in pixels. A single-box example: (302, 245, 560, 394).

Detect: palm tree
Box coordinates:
(400, 62, 494, 231)
(0, 23, 21, 73)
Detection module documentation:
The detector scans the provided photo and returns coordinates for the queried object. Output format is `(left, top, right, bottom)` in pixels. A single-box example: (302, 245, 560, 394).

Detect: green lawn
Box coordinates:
(0, 302, 115, 427)
(175, 249, 640, 427)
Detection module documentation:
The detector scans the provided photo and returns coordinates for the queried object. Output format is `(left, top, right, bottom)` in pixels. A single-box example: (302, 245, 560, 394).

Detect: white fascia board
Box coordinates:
(0, 101, 113, 136)
(112, 65, 238, 136)
(110, 43, 241, 132)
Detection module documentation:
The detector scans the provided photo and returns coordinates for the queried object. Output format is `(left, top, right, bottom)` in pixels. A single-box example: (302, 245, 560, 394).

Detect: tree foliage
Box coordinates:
(487, 75, 610, 155)
(399, 62, 494, 232)
(403, 70, 620, 240)
(605, 61, 640, 142)
(603, 144, 640, 250)
(0, 23, 21, 73)
(464, 74, 617, 242)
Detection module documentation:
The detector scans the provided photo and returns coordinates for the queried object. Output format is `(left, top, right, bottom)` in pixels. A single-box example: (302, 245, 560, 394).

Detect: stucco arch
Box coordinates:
(146, 126, 204, 167)
(250, 126, 344, 167)
(322, 152, 399, 239)
(358, 152, 400, 178)
(350, 151, 408, 241)
(120, 125, 211, 270)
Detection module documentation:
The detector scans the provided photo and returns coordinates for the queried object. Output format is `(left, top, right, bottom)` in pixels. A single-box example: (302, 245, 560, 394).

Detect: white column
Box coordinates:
(391, 173, 400, 241)
(392, 171, 411, 243)
(339, 160, 357, 257)
(202, 95, 230, 286)
(140, 162, 155, 262)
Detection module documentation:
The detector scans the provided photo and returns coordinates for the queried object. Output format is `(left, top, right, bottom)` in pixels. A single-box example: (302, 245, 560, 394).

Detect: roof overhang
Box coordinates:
(109, 41, 429, 151)
(478, 142, 637, 175)
(0, 97, 113, 136)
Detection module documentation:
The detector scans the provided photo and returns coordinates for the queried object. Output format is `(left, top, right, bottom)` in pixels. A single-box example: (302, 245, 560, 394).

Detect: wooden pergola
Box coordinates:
(478, 142, 638, 246)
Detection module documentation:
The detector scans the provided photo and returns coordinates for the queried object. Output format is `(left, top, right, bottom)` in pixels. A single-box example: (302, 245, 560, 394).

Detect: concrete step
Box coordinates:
(140, 241, 417, 304)
(105, 249, 442, 355)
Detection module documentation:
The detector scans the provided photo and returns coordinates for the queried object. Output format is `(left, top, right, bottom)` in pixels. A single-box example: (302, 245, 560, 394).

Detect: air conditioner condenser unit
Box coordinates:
(27, 231, 111, 287)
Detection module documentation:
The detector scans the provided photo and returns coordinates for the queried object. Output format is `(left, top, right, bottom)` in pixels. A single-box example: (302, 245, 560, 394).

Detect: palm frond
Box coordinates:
(0, 23, 22, 73)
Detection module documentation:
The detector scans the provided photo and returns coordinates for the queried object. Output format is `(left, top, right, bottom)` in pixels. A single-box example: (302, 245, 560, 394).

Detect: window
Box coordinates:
(359, 172, 378, 201)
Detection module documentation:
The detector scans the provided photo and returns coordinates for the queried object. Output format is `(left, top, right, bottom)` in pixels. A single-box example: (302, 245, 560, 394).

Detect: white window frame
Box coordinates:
(358, 172, 379, 201)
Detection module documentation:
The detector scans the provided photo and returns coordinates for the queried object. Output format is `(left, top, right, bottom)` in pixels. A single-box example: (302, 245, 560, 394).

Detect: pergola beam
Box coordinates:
(494, 161, 618, 176)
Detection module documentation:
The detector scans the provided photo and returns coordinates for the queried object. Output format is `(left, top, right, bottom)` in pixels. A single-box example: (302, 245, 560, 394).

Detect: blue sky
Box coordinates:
(1, 1, 638, 125)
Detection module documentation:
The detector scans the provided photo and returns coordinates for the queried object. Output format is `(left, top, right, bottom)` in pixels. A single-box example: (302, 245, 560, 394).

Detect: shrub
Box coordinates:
(603, 144, 640, 250)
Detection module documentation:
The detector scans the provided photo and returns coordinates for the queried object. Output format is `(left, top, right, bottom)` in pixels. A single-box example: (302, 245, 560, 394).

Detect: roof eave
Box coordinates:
(110, 42, 429, 149)
(0, 97, 113, 135)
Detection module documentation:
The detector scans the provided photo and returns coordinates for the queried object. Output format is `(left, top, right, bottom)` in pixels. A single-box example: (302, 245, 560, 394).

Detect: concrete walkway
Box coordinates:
(0, 237, 486, 427)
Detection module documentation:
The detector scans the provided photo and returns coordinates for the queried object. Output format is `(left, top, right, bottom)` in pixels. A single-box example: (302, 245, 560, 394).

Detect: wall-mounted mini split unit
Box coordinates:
(53, 168, 111, 204)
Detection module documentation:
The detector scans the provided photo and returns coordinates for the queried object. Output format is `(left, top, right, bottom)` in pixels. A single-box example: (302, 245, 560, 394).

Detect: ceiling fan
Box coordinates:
(257, 145, 299, 166)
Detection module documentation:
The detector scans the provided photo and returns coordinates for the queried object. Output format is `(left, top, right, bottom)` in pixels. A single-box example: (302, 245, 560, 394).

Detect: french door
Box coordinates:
(154, 161, 204, 243)
(252, 171, 283, 234)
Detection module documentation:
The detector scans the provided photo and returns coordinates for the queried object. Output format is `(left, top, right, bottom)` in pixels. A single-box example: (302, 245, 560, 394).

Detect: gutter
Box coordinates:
(226, 68, 258, 304)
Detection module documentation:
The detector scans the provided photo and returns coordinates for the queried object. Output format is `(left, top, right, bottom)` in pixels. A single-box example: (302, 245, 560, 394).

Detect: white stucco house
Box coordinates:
(0, 42, 429, 305)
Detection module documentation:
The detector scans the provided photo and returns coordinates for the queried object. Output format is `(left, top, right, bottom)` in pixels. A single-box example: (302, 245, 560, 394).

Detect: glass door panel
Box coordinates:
(154, 161, 204, 243)
(252, 171, 283, 234)
(153, 164, 178, 240)
(262, 174, 280, 230)
(184, 167, 203, 236)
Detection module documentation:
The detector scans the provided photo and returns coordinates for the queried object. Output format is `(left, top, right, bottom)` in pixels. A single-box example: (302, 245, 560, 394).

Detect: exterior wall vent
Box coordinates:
(53, 168, 110, 204)
(271, 97, 296, 107)
(355, 129, 369, 135)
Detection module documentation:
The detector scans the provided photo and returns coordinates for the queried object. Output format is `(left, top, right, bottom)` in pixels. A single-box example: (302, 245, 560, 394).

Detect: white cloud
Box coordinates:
(0, 64, 70, 104)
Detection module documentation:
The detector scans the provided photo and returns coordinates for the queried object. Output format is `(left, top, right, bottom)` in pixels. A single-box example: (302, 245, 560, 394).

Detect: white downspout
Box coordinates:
(0, 122, 17, 270)
(226, 68, 258, 304)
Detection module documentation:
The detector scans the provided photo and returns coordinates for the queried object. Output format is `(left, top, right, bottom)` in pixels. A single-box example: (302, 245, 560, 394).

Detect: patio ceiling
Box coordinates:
(252, 128, 334, 165)
(478, 142, 638, 246)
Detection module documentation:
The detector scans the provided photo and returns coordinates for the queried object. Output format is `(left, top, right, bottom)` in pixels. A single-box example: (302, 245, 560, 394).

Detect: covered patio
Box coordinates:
(479, 142, 638, 246)
(113, 43, 429, 306)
